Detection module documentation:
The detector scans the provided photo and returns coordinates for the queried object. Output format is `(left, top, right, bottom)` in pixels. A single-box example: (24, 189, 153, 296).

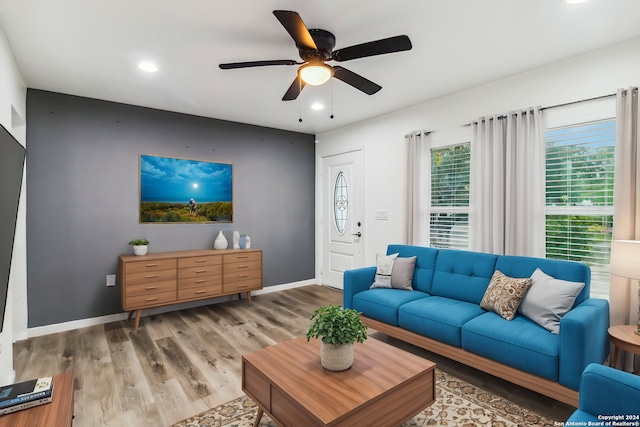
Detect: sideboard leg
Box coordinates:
(134, 310, 142, 329)
(247, 291, 253, 306)
(127, 310, 134, 321)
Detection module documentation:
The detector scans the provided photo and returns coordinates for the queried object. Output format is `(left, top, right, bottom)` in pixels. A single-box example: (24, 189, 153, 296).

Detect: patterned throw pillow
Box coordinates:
(480, 270, 532, 320)
(370, 253, 399, 288)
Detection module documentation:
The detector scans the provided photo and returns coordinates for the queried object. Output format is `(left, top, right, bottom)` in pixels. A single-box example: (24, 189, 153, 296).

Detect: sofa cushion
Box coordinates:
(430, 249, 498, 304)
(398, 296, 486, 347)
(353, 289, 430, 326)
(462, 312, 560, 381)
(387, 245, 439, 294)
(518, 268, 585, 334)
(370, 253, 399, 288)
(480, 270, 532, 320)
(391, 256, 417, 290)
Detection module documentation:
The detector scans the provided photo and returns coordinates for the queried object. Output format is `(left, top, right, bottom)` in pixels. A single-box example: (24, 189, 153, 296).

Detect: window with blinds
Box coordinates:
(430, 143, 470, 249)
(545, 119, 615, 298)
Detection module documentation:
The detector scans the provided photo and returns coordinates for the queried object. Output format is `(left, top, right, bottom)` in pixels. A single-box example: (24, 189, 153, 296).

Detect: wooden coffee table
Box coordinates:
(242, 336, 436, 427)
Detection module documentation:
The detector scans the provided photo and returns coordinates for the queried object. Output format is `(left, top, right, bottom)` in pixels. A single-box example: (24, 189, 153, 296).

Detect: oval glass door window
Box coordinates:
(334, 172, 349, 235)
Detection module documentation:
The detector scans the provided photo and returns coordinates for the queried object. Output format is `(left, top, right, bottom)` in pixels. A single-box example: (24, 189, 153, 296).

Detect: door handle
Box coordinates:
(352, 232, 362, 237)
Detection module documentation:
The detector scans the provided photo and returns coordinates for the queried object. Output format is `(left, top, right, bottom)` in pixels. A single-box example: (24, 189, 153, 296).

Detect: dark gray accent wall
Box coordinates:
(26, 89, 316, 328)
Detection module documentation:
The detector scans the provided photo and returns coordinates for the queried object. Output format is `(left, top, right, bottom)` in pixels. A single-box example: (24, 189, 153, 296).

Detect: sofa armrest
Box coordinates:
(343, 267, 376, 309)
(577, 363, 640, 417)
(558, 298, 610, 390)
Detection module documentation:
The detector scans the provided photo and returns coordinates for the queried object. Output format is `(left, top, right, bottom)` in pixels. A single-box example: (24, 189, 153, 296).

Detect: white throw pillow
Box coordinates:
(370, 253, 399, 289)
(518, 268, 585, 334)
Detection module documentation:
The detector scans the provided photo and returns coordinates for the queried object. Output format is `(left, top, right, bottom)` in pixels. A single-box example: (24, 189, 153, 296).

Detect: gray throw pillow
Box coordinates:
(391, 256, 417, 290)
(517, 268, 585, 334)
(370, 253, 399, 289)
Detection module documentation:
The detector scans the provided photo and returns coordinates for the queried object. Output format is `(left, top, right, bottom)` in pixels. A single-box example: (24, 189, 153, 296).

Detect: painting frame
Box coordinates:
(138, 154, 233, 224)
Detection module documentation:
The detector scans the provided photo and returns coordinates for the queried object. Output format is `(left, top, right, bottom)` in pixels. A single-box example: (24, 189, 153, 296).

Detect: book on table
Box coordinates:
(0, 376, 54, 415)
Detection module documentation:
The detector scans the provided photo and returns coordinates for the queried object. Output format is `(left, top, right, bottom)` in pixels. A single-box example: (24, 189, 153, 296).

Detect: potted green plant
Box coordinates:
(128, 238, 149, 256)
(306, 304, 368, 371)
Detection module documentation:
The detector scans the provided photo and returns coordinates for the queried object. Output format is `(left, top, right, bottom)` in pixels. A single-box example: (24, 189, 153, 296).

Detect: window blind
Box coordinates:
(430, 143, 470, 249)
(545, 119, 615, 298)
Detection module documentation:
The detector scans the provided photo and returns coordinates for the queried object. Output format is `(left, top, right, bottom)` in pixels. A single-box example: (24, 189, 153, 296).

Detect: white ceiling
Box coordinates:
(2, 0, 640, 135)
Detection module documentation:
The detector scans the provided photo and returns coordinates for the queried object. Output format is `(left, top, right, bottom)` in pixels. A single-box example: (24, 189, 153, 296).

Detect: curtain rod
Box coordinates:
(404, 130, 432, 138)
(464, 92, 619, 127)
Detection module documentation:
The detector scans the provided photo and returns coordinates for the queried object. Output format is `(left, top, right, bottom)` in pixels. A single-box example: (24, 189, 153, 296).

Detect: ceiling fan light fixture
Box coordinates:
(299, 63, 333, 86)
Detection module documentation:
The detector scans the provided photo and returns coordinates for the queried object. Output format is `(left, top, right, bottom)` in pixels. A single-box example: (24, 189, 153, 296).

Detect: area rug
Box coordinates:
(171, 370, 556, 427)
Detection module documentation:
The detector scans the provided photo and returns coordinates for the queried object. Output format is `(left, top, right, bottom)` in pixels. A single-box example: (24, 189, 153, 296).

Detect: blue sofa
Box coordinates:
(567, 364, 640, 422)
(343, 244, 610, 407)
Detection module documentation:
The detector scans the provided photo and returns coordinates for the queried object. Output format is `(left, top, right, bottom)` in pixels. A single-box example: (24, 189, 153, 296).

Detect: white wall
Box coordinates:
(0, 24, 27, 385)
(316, 37, 640, 267)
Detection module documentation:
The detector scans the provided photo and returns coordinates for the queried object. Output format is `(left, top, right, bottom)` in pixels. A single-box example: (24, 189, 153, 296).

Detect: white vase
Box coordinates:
(214, 231, 228, 249)
(320, 341, 354, 371)
(132, 245, 148, 256)
(245, 235, 251, 249)
(233, 231, 240, 249)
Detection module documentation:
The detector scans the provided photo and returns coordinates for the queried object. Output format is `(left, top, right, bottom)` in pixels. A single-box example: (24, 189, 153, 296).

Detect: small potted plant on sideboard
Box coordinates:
(128, 238, 149, 256)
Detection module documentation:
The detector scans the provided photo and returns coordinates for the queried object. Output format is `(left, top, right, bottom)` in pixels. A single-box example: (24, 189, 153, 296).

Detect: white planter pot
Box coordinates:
(320, 341, 354, 371)
(132, 245, 148, 256)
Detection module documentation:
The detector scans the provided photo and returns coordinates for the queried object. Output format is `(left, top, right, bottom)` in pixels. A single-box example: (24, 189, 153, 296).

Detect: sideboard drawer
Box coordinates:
(178, 255, 222, 269)
(178, 275, 223, 289)
(224, 252, 262, 264)
(224, 278, 262, 293)
(126, 259, 176, 274)
(127, 269, 176, 285)
(178, 284, 223, 300)
(178, 264, 223, 279)
(127, 280, 176, 297)
(224, 269, 261, 283)
(223, 260, 261, 275)
(125, 290, 176, 309)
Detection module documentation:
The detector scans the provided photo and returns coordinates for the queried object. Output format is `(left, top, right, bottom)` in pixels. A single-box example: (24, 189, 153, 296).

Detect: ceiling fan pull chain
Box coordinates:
(330, 78, 334, 119)
(298, 77, 303, 123)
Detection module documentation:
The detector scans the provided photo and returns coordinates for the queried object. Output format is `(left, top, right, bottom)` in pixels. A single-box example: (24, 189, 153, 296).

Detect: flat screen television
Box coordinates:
(0, 123, 26, 333)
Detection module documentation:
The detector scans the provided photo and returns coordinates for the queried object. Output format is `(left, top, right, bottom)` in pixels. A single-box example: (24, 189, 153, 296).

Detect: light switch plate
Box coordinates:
(375, 210, 388, 221)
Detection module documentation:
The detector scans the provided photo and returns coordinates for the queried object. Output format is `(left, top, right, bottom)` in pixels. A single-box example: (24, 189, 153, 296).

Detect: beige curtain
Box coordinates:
(611, 87, 639, 371)
(470, 107, 545, 256)
(406, 131, 429, 245)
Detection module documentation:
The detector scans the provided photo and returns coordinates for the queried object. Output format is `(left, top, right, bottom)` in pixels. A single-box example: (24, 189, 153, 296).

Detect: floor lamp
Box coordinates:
(610, 239, 640, 335)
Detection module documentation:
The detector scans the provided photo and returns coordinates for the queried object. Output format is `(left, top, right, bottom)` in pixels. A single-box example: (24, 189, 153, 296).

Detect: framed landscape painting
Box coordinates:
(139, 154, 233, 223)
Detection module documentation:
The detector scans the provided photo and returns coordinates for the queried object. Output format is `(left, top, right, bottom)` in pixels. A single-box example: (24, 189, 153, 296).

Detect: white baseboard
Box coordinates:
(20, 280, 319, 339)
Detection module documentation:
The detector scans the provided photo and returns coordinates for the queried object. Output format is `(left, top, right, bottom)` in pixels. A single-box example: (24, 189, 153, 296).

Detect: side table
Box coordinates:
(0, 372, 74, 427)
(608, 325, 640, 370)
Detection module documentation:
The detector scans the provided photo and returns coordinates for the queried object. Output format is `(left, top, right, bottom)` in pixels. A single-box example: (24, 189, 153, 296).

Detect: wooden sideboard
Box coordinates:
(119, 249, 262, 328)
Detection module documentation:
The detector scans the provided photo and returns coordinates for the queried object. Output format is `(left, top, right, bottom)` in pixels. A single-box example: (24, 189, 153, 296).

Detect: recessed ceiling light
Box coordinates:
(564, 0, 588, 4)
(311, 103, 325, 111)
(138, 61, 158, 72)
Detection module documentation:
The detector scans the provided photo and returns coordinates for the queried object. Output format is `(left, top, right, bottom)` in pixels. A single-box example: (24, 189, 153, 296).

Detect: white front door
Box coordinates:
(321, 149, 364, 289)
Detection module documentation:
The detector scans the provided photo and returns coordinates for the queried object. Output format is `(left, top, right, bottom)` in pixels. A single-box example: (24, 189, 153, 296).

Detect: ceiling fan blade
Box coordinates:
(332, 35, 412, 62)
(219, 60, 298, 70)
(282, 75, 306, 101)
(333, 66, 381, 95)
(273, 10, 317, 50)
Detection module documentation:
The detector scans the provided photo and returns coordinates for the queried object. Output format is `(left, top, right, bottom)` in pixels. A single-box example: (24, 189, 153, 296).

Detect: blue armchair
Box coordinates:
(567, 363, 640, 422)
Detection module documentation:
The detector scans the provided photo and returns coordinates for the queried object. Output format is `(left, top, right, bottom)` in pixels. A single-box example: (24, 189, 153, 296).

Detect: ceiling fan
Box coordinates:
(219, 10, 412, 101)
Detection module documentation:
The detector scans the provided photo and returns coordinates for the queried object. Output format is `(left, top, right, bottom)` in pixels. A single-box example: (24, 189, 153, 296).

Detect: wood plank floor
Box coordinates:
(13, 285, 574, 426)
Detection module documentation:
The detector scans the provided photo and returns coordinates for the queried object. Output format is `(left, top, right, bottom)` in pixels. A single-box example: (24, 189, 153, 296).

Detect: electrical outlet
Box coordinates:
(106, 274, 116, 287)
